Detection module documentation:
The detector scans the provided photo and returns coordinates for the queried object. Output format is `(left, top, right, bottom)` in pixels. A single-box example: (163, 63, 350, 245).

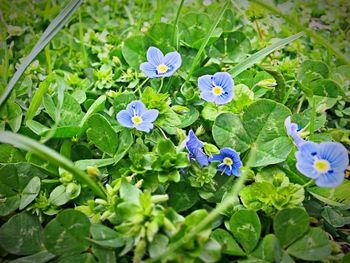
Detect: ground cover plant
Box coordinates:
(0, 0, 350, 262)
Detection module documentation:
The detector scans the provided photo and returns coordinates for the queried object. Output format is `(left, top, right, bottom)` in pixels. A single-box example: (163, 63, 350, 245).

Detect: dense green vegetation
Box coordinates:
(0, 0, 349, 262)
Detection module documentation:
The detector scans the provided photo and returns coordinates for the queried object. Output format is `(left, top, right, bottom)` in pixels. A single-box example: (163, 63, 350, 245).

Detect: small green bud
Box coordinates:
(203, 142, 220, 156)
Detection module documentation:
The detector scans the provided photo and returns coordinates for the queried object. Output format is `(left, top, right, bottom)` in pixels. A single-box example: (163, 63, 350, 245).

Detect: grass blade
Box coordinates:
(249, 0, 350, 66)
(0, 0, 83, 107)
(185, 1, 229, 83)
(0, 131, 106, 198)
(228, 32, 304, 77)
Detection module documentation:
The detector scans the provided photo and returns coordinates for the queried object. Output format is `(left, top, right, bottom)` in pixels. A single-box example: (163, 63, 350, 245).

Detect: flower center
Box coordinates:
(212, 86, 223, 96)
(157, 64, 168, 74)
(223, 157, 233, 166)
(314, 159, 330, 173)
(132, 116, 143, 125)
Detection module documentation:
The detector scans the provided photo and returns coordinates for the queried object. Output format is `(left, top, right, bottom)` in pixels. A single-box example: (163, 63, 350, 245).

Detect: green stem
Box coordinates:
(136, 1, 146, 32)
(250, 0, 350, 65)
(157, 77, 164, 93)
(302, 179, 315, 188)
(309, 96, 316, 139)
(184, 1, 229, 84)
(78, 10, 87, 66)
(133, 77, 149, 95)
(172, 0, 185, 48)
(45, 45, 52, 75)
(0, 131, 106, 198)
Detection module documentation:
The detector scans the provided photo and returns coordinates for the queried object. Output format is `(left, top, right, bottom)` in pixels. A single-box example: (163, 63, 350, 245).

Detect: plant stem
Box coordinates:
(250, 0, 350, 65)
(309, 96, 316, 139)
(133, 77, 149, 95)
(78, 10, 87, 66)
(45, 44, 52, 75)
(172, 0, 185, 48)
(157, 77, 164, 93)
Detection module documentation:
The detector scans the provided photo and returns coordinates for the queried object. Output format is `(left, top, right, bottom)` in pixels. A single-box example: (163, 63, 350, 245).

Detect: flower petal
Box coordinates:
(318, 142, 349, 171)
(126, 100, 147, 116)
(297, 141, 319, 163)
(200, 91, 216, 103)
(147, 46, 164, 66)
(215, 91, 234, 105)
(135, 122, 154, 133)
(194, 149, 209, 166)
(141, 109, 159, 123)
(198, 75, 214, 92)
(117, 110, 133, 128)
(315, 171, 344, 188)
(295, 156, 319, 179)
(140, 62, 159, 78)
(186, 130, 203, 153)
(164, 51, 181, 71)
(213, 72, 234, 91)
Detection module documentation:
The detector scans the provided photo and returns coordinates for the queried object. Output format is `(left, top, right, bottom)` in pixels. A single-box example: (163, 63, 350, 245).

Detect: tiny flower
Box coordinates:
(117, 100, 159, 133)
(295, 141, 349, 188)
(180, 130, 208, 166)
(198, 72, 234, 105)
(284, 116, 305, 148)
(140, 46, 181, 78)
(209, 147, 242, 176)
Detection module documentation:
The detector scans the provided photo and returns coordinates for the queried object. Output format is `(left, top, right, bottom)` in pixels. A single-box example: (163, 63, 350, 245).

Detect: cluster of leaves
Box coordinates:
(0, 0, 350, 262)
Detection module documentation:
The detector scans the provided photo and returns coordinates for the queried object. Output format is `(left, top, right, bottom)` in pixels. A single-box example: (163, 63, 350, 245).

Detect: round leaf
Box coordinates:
(229, 209, 261, 253)
(43, 209, 90, 255)
(273, 208, 310, 247)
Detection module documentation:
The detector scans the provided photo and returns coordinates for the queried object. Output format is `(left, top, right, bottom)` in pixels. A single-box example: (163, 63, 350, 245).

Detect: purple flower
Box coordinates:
(117, 101, 159, 133)
(209, 147, 242, 176)
(295, 141, 349, 188)
(140, 47, 181, 78)
(181, 130, 208, 166)
(284, 116, 305, 149)
(198, 72, 234, 105)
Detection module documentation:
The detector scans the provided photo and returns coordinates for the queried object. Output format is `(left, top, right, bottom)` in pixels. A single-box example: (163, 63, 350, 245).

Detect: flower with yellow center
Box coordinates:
(223, 157, 233, 166)
(131, 116, 143, 125)
(212, 86, 223, 96)
(313, 159, 330, 173)
(157, 64, 168, 74)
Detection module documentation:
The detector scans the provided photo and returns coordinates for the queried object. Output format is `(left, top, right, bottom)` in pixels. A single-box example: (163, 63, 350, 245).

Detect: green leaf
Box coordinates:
(273, 208, 309, 248)
(211, 229, 245, 256)
(209, 31, 251, 63)
(179, 12, 222, 49)
(167, 181, 200, 212)
(250, 234, 280, 262)
(0, 144, 25, 163)
(0, 101, 22, 132)
(90, 224, 124, 248)
(287, 228, 331, 261)
(212, 99, 293, 167)
(19, 176, 41, 209)
(10, 250, 56, 263)
(229, 209, 261, 253)
(114, 129, 134, 162)
(120, 181, 141, 206)
(297, 60, 329, 86)
(146, 23, 175, 52)
(149, 234, 169, 258)
(58, 93, 85, 126)
(229, 32, 303, 77)
(48, 185, 70, 206)
(177, 106, 199, 128)
(44, 209, 90, 255)
(122, 35, 150, 70)
(0, 132, 106, 198)
(80, 95, 106, 127)
(321, 207, 350, 228)
(308, 180, 350, 207)
(0, 212, 43, 255)
(0, 163, 46, 216)
(0, 0, 83, 107)
(86, 113, 118, 156)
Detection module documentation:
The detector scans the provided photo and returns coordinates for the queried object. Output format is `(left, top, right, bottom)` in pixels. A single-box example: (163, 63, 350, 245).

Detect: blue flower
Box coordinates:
(181, 130, 208, 166)
(285, 116, 305, 149)
(209, 147, 242, 176)
(117, 100, 159, 133)
(140, 46, 181, 78)
(295, 141, 349, 188)
(198, 72, 234, 105)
